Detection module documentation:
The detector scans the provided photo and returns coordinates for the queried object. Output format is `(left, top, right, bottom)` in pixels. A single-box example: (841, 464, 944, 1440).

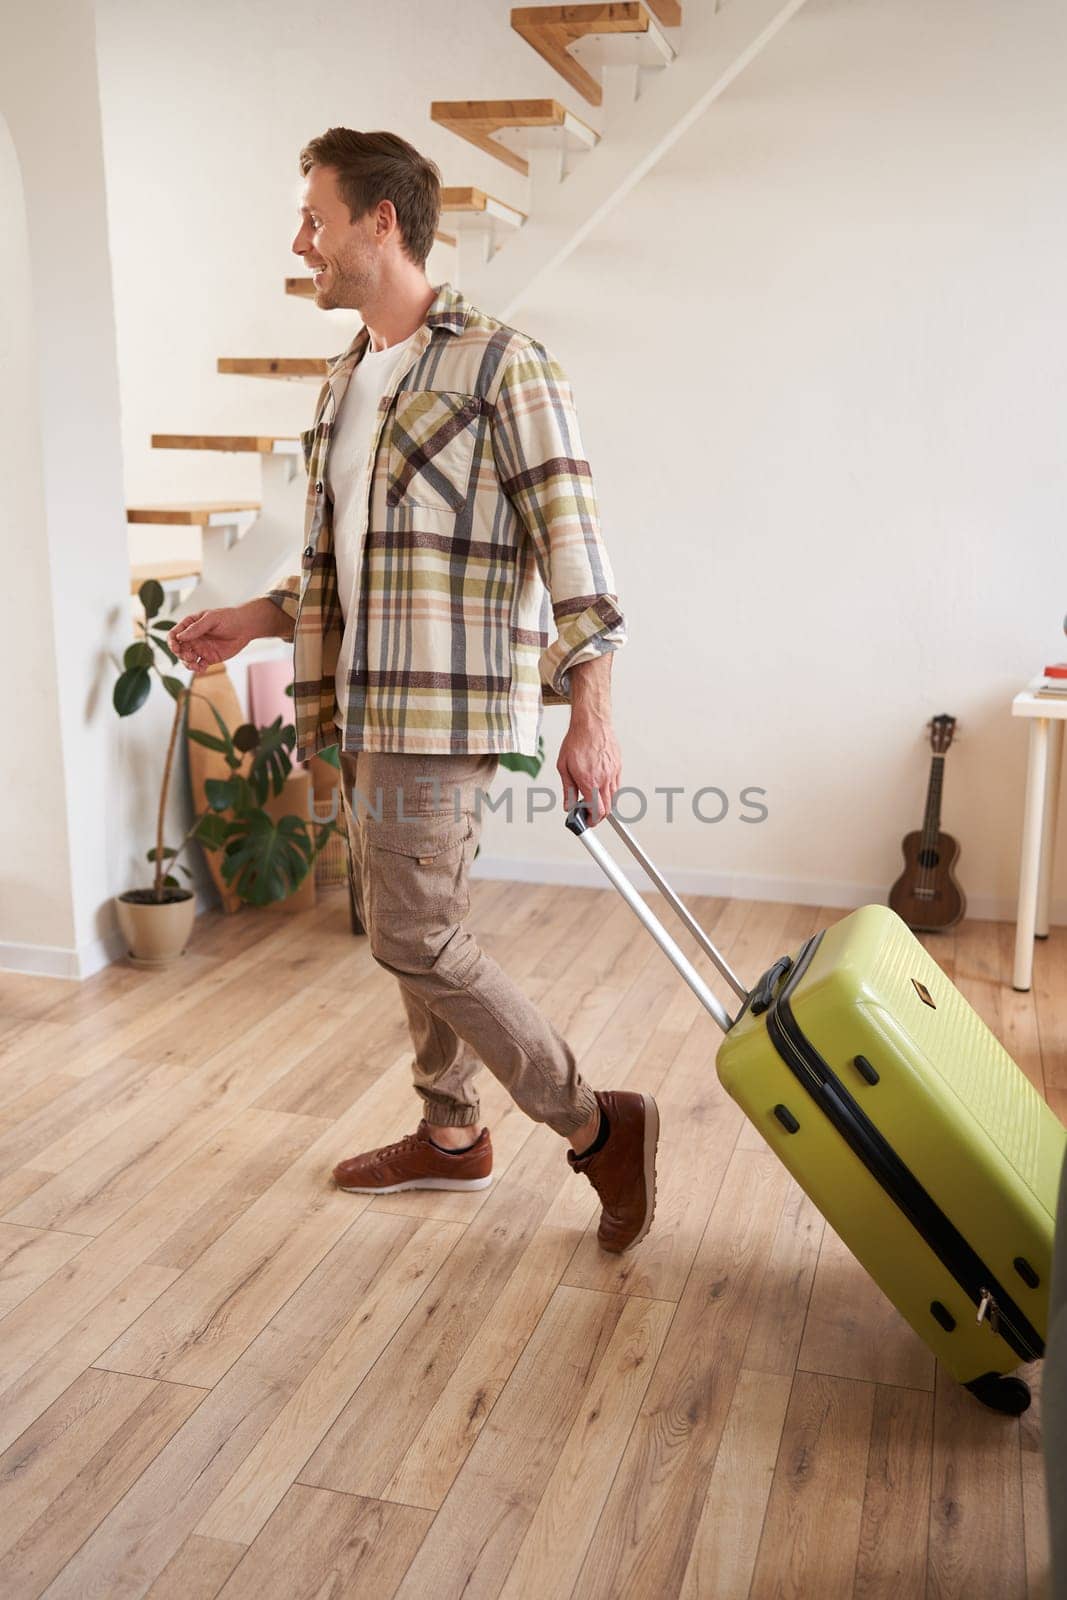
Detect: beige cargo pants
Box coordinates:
(339, 750, 599, 1137)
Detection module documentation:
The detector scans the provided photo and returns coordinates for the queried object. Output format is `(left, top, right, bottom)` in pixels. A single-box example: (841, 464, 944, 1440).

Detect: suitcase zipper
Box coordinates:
(976, 1289, 1001, 1336)
(763, 934, 1043, 1364)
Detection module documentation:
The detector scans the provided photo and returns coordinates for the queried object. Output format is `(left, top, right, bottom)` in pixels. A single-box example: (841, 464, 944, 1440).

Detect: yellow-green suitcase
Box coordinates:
(566, 803, 1066, 1415)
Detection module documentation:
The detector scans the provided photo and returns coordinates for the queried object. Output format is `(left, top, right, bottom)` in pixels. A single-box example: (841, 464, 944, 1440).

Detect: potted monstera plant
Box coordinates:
(111, 579, 337, 967)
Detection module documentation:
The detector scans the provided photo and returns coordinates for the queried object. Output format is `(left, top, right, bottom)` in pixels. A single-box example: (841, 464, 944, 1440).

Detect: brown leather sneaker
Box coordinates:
(332, 1120, 492, 1194)
(568, 1090, 659, 1253)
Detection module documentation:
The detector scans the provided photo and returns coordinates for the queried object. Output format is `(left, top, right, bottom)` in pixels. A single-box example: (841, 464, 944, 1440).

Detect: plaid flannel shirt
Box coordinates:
(262, 281, 626, 761)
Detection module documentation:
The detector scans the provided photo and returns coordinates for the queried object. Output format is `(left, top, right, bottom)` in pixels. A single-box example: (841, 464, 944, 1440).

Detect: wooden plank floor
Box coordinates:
(0, 882, 1058, 1599)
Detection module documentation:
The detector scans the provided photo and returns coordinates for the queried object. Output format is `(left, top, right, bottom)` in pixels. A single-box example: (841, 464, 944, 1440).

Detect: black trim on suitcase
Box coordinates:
(749, 957, 793, 1015)
(762, 932, 1044, 1364)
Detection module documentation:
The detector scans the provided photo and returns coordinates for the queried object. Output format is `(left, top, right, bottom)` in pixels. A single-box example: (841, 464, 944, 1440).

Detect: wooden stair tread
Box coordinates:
(217, 357, 327, 380)
(127, 501, 260, 526)
(130, 559, 202, 593)
(430, 98, 598, 177)
(440, 186, 528, 228)
(151, 434, 299, 454)
(511, 3, 676, 106)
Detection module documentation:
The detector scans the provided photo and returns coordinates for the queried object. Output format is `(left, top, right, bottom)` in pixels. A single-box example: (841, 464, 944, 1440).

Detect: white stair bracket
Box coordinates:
(133, 505, 262, 550)
(467, 0, 813, 318)
(432, 101, 598, 178)
(599, 62, 642, 128)
(568, 8, 676, 84)
(130, 562, 202, 603)
(509, 111, 599, 205)
(526, 145, 567, 210)
(215, 507, 260, 553)
(456, 227, 492, 284)
(512, 4, 677, 108)
(173, 453, 308, 615)
(493, 106, 599, 178)
(442, 190, 527, 285)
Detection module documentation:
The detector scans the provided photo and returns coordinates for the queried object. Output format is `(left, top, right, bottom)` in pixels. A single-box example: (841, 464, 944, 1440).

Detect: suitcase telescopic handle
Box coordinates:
(564, 801, 746, 1035)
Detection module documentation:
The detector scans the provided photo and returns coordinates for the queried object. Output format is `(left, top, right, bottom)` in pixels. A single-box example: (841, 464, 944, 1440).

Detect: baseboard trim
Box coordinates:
(3, 862, 1060, 979)
(0, 938, 110, 982)
(0, 887, 218, 980)
(469, 852, 1066, 929)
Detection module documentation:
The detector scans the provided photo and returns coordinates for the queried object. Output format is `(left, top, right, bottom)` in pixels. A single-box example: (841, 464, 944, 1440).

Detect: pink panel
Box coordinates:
(247, 657, 306, 768)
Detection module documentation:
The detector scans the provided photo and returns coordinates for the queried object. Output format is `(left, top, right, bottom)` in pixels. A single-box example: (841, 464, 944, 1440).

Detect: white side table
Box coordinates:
(1012, 678, 1067, 990)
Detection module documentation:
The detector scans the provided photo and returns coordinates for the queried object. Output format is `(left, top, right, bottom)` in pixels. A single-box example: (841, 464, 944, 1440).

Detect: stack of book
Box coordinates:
(1036, 663, 1067, 697)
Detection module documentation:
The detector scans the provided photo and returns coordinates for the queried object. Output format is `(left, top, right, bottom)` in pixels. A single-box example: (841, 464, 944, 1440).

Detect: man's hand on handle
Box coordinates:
(558, 652, 621, 828)
(559, 712, 622, 829)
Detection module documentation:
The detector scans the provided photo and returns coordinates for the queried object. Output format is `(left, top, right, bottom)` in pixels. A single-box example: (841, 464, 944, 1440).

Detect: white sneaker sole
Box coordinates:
(335, 1174, 493, 1194)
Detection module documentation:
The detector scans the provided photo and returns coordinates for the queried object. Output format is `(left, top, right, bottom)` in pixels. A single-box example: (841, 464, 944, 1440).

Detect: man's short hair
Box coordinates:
(299, 127, 441, 268)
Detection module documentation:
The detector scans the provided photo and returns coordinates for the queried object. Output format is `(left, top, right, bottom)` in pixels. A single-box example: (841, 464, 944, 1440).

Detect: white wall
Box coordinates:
(0, 120, 75, 962)
(94, 0, 1067, 921)
(0, 0, 141, 979)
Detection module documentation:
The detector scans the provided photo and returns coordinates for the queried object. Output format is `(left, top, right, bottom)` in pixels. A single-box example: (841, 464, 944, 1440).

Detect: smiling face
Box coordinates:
(291, 164, 381, 310)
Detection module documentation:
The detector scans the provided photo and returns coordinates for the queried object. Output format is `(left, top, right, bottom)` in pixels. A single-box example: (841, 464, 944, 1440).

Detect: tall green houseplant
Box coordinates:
(113, 579, 337, 906)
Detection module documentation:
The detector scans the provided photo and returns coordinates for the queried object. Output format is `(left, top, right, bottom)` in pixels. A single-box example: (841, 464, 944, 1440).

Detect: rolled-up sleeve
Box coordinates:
(491, 341, 627, 704)
(261, 574, 301, 634)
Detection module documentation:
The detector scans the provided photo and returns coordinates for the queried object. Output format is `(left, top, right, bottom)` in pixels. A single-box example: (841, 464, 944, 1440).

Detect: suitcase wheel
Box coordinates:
(963, 1372, 1032, 1416)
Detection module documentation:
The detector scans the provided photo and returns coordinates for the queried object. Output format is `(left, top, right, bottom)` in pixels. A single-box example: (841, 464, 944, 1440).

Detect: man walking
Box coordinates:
(171, 128, 658, 1252)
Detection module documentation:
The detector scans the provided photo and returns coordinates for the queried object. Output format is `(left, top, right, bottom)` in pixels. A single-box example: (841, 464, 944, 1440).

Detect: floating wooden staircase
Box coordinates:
(425, 1, 686, 298)
(132, 0, 817, 623)
(457, 0, 813, 315)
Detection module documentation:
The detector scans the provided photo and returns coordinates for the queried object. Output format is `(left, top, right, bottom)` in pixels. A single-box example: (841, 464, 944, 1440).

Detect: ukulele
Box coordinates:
(889, 714, 966, 932)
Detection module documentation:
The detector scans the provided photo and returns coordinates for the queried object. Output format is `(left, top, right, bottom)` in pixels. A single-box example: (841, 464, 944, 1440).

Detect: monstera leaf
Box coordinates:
(219, 811, 321, 906)
(241, 716, 297, 805)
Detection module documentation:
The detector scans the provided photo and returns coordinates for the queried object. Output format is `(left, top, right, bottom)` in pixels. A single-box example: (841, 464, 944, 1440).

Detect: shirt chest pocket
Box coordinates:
(387, 389, 487, 512)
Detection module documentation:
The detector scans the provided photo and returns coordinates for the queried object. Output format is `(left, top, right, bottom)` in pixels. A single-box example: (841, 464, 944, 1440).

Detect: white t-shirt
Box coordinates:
(329, 331, 418, 731)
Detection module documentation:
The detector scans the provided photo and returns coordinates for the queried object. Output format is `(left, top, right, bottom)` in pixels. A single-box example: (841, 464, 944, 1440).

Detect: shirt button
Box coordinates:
(315, 480, 324, 493)
(303, 544, 314, 559)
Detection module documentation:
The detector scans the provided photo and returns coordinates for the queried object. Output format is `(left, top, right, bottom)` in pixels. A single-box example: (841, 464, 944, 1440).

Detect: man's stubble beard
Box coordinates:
(316, 259, 369, 313)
